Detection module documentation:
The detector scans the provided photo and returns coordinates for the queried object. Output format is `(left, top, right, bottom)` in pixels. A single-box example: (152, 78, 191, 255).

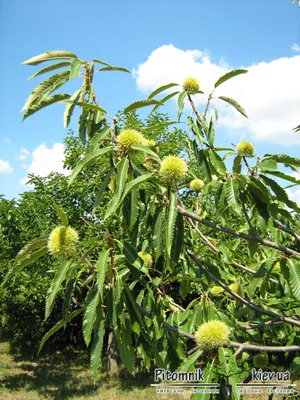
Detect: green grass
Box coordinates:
(0, 341, 299, 400)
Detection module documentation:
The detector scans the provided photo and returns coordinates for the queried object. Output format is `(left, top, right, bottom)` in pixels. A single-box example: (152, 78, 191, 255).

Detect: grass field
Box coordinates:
(0, 341, 299, 400)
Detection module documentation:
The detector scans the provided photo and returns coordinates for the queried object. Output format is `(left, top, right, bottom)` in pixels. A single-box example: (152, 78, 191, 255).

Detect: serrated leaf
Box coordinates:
(214, 69, 248, 89)
(177, 349, 203, 372)
(92, 166, 115, 214)
(38, 307, 83, 355)
(153, 206, 165, 259)
(150, 91, 180, 114)
(121, 172, 154, 200)
(130, 144, 160, 160)
(118, 241, 149, 277)
(22, 71, 70, 111)
(207, 117, 215, 146)
(68, 146, 113, 186)
(177, 91, 187, 121)
(90, 307, 105, 377)
(287, 258, 300, 301)
(63, 89, 81, 128)
(265, 170, 300, 184)
(143, 121, 177, 134)
(115, 318, 135, 373)
(260, 175, 289, 203)
(263, 153, 300, 167)
(83, 286, 101, 346)
(129, 188, 140, 230)
(14, 236, 48, 265)
(166, 191, 178, 257)
(46, 260, 72, 319)
(2, 247, 48, 287)
(124, 99, 163, 114)
(225, 177, 241, 214)
(116, 157, 129, 201)
(23, 50, 78, 65)
(147, 83, 179, 99)
(69, 58, 82, 79)
(257, 159, 278, 171)
(53, 203, 69, 226)
(62, 100, 106, 114)
(96, 249, 110, 301)
(89, 126, 111, 152)
(23, 94, 70, 120)
(218, 96, 248, 118)
(208, 150, 226, 175)
(28, 62, 71, 80)
(233, 155, 242, 173)
(62, 278, 75, 326)
(97, 66, 130, 73)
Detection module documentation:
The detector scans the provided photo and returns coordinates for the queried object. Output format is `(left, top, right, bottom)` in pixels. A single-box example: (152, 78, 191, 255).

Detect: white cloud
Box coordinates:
(20, 142, 70, 185)
(18, 147, 29, 161)
(0, 159, 13, 174)
(287, 188, 300, 206)
(3, 138, 11, 144)
(291, 43, 300, 53)
(134, 45, 300, 145)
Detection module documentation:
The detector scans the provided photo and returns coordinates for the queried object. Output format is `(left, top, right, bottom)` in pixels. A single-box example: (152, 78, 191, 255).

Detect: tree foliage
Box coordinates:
(2, 50, 300, 394)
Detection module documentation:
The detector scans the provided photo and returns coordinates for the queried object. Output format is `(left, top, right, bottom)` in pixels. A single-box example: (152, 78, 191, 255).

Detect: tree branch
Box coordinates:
(178, 205, 300, 257)
(274, 219, 300, 242)
(187, 251, 300, 328)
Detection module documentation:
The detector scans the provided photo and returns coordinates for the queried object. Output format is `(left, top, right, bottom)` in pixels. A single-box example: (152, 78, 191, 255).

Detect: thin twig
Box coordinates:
(178, 205, 300, 257)
(274, 219, 300, 242)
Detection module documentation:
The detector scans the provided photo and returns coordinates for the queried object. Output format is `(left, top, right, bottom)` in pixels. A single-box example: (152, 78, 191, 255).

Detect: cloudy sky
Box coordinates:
(0, 0, 300, 203)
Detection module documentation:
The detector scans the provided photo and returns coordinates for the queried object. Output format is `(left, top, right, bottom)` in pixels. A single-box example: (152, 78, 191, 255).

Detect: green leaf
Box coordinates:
(22, 70, 70, 111)
(257, 159, 278, 171)
(23, 50, 78, 65)
(166, 191, 178, 257)
(147, 83, 179, 99)
(68, 146, 113, 186)
(233, 155, 242, 173)
(38, 308, 83, 355)
(90, 307, 105, 377)
(63, 89, 81, 128)
(287, 258, 300, 301)
(23, 94, 70, 120)
(130, 144, 160, 160)
(129, 188, 140, 230)
(260, 175, 289, 203)
(92, 165, 115, 214)
(53, 203, 69, 226)
(265, 170, 300, 184)
(89, 126, 111, 152)
(97, 66, 130, 73)
(115, 318, 135, 373)
(142, 121, 177, 134)
(45, 260, 72, 319)
(124, 99, 163, 114)
(96, 249, 110, 301)
(121, 173, 154, 200)
(207, 118, 215, 146)
(28, 62, 71, 80)
(263, 153, 300, 167)
(177, 91, 187, 121)
(214, 69, 248, 89)
(208, 150, 226, 175)
(62, 100, 106, 114)
(2, 247, 48, 287)
(118, 241, 149, 277)
(177, 349, 203, 372)
(69, 58, 82, 79)
(14, 236, 48, 265)
(225, 177, 241, 214)
(153, 206, 165, 259)
(218, 96, 248, 118)
(116, 157, 129, 201)
(83, 286, 101, 346)
(150, 91, 180, 113)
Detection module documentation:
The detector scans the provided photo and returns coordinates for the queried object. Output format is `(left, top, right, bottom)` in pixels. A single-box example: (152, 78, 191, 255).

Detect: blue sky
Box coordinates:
(0, 0, 300, 201)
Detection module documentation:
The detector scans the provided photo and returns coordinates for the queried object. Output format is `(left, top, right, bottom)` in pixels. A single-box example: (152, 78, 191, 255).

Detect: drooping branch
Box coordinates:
(178, 205, 300, 257)
(187, 251, 300, 328)
(241, 320, 284, 330)
(187, 217, 279, 284)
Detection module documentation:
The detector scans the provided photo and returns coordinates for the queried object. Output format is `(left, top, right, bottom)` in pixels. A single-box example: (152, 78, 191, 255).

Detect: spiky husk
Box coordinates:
(236, 141, 255, 157)
(138, 251, 153, 265)
(210, 286, 224, 296)
(48, 226, 78, 258)
(195, 320, 229, 350)
(253, 353, 269, 368)
(183, 77, 200, 93)
(159, 156, 188, 185)
(229, 283, 243, 296)
(117, 129, 146, 153)
(190, 178, 205, 192)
